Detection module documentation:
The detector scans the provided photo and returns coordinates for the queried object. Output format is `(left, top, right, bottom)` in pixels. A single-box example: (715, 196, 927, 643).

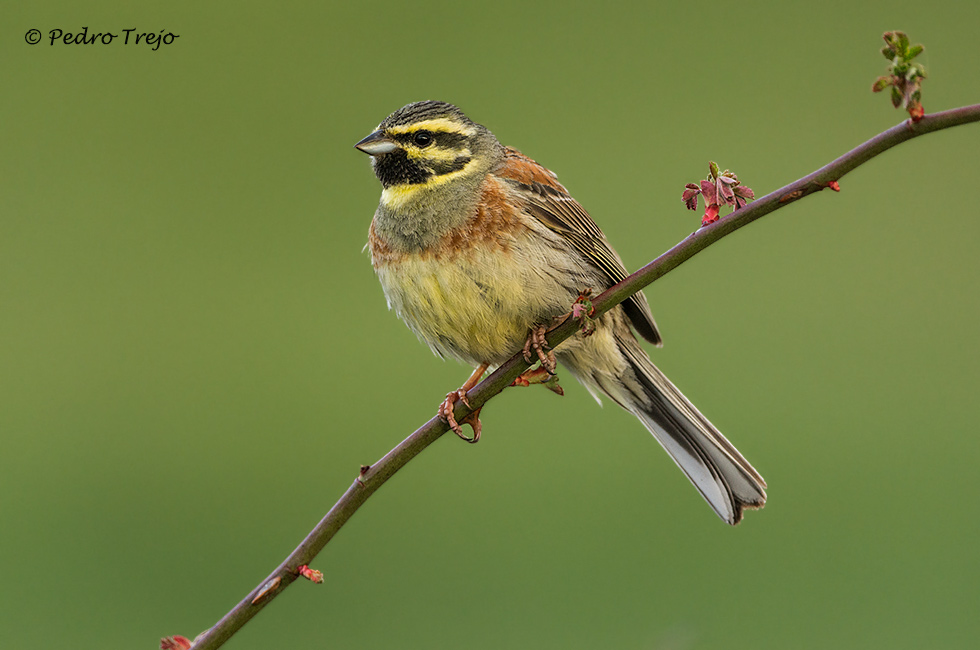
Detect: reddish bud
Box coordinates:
(908, 102, 924, 122)
(684, 163, 754, 223)
(572, 291, 597, 336)
(874, 32, 927, 117)
(511, 368, 565, 395)
(297, 565, 324, 584)
(161, 636, 193, 650)
(827, 180, 841, 192)
(701, 204, 721, 226)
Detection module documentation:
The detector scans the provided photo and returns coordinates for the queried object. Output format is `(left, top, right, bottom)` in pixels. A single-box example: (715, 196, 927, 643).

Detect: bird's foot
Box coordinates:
(438, 363, 489, 443)
(522, 324, 557, 374)
(439, 390, 483, 443)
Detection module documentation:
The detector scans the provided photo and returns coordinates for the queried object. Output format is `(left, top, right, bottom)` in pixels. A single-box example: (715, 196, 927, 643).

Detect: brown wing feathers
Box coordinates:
(495, 148, 662, 346)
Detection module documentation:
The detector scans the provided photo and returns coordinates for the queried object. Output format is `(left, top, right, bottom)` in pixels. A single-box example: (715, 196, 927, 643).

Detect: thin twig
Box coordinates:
(187, 104, 980, 650)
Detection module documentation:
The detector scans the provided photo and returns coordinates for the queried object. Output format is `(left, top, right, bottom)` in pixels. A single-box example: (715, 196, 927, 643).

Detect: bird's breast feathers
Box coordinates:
(369, 176, 589, 365)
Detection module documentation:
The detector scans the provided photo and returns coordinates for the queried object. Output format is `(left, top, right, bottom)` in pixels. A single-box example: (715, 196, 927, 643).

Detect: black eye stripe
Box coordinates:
(391, 131, 469, 148)
(375, 127, 475, 186)
(433, 131, 468, 148)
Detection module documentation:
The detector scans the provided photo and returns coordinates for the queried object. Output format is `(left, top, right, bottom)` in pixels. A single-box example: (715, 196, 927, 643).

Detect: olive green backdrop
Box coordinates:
(3, 1, 978, 648)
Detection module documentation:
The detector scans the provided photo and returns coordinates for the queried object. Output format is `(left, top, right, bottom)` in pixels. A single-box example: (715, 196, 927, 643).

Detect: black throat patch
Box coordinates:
(373, 149, 432, 188)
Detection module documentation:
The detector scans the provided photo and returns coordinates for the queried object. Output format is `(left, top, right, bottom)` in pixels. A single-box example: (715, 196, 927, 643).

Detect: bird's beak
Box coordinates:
(354, 130, 398, 156)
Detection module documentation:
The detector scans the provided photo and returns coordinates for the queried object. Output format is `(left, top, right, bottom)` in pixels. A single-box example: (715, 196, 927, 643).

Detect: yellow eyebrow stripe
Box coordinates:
(387, 118, 476, 136)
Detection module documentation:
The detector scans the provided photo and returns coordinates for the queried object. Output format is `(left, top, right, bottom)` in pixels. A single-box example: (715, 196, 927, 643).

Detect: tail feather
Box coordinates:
(602, 333, 767, 525)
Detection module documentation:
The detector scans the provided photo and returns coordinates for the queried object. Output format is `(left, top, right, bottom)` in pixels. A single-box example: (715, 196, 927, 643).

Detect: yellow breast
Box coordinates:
(374, 249, 536, 365)
(369, 175, 590, 367)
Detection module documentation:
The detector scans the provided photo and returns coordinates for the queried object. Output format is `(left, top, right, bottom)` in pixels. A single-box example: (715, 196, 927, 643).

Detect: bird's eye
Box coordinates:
(413, 131, 433, 147)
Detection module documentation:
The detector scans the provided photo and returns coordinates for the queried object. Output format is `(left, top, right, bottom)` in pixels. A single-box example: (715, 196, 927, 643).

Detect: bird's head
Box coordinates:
(355, 101, 502, 208)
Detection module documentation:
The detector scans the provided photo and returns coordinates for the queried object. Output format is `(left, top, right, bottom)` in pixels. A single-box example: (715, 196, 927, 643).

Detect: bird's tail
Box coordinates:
(572, 329, 767, 525)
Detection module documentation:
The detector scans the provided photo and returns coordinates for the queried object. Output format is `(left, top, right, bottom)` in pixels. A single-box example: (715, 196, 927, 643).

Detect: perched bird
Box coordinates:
(356, 101, 766, 524)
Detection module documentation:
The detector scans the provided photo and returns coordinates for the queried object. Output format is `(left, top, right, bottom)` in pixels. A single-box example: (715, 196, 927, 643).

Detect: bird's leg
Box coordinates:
(439, 362, 489, 443)
(522, 324, 557, 374)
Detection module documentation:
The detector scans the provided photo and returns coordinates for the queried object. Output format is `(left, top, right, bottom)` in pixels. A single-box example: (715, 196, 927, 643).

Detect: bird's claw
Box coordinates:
(522, 325, 557, 374)
(439, 390, 483, 443)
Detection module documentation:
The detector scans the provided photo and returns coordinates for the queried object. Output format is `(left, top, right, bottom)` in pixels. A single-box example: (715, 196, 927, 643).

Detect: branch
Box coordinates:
(184, 104, 980, 650)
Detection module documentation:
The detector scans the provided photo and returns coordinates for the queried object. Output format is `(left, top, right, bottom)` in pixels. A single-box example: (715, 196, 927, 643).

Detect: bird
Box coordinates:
(355, 100, 766, 525)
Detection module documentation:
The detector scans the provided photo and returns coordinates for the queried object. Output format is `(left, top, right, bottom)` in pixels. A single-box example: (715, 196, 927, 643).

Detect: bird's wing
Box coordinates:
(494, 147, 662, 346)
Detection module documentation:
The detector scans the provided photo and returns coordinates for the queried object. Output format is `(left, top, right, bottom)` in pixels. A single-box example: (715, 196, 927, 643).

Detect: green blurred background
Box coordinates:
(3, 1, 978, 648)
